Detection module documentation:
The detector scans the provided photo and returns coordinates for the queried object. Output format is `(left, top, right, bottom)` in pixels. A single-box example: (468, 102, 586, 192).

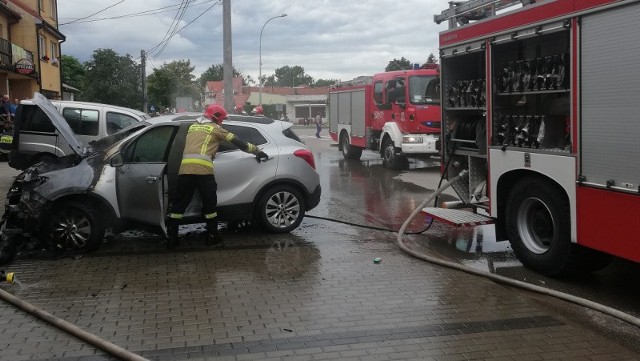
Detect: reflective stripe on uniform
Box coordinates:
(168, 213, 183, 219)
(247, 144, 256, 153)
(189, 124, 214, 134)
(181, 158, 214, 169)
(204, 212, 217, 219)
(225, 133, 235, 141)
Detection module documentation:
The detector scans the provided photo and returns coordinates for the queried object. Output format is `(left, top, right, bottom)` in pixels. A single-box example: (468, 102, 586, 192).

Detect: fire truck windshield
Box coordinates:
(409, 76, 440, 105)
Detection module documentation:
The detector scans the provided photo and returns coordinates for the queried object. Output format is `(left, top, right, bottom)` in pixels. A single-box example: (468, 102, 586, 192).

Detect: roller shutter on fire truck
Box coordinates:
(580, 3, 640, 189)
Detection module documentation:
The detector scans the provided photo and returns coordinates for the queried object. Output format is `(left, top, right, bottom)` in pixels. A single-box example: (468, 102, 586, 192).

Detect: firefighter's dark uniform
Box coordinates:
(166, 119, 262, 248)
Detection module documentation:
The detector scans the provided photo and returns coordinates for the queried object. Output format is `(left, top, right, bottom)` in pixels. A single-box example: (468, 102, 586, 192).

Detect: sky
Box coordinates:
(57, 0, 448, 83)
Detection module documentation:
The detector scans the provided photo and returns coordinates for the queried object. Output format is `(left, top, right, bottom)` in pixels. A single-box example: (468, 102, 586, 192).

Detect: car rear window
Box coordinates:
(282, 127, 302, 143)
(17, 104, 55, 133)
(219, 124, 267, 152)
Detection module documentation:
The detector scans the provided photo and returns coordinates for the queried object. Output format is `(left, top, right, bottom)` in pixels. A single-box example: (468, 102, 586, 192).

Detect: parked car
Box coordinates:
(9, 97, 150, 170)
(0, 94, 321, 264)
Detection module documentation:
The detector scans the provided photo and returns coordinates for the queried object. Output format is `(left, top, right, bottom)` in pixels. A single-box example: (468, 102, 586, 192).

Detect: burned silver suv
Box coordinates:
(0, 94, 321, 264)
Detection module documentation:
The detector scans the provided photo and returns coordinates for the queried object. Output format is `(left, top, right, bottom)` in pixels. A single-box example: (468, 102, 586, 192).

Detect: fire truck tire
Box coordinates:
(340, 132, 362, 160)
(506, 177, 578, 277)
(45, 201, 105, 252)
(382, 138, 407, 170)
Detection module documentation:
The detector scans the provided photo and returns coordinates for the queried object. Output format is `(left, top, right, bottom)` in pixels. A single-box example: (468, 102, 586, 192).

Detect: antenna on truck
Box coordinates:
(434, 0, 536, 29)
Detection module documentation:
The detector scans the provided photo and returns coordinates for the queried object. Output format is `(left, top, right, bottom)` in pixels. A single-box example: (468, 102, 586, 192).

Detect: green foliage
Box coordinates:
(147, 60, 200, 109)
(426, 53, 438, 64)
(82, 49, 142, 109)
(198, 64, 245, 87)
(265, 65, 313, 87)
(313, 79, 338, 87)
(385, 57, 413, 72)
(60, 55, 85, 95)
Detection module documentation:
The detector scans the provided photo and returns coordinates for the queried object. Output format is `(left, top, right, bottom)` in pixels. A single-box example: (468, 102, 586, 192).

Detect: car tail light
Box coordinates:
(294, 149, 316, 169)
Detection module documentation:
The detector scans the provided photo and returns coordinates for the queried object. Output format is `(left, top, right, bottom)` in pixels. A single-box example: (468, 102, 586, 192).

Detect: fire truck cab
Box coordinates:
(432, 0, 640, 276)
(329, 66, 441, 169)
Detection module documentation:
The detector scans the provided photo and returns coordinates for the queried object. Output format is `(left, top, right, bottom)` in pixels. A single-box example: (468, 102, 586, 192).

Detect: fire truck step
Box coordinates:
(421, 207, 495, 227)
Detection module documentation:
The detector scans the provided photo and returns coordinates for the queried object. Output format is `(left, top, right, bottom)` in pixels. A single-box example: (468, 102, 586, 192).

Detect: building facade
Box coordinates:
(0, 0, 63, 100)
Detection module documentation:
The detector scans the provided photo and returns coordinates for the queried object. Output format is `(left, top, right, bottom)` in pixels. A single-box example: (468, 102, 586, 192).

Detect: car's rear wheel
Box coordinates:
(47, 201, 104, 252)
(256, 185, 305, 233)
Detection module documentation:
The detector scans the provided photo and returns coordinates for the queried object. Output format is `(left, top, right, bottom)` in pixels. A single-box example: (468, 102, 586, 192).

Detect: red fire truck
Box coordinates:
(328, 66, 441, 169)
(428, 0, 640, 276)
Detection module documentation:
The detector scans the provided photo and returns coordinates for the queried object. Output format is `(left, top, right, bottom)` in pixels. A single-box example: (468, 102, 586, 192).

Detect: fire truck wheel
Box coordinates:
(382, 138, 407, 170)
(340, 133, 362, 160)
(506, 177, 576, 277)
(45, 201, 105, 252)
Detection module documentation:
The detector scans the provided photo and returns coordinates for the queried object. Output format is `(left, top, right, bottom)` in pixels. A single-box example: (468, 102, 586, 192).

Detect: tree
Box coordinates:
(385, 57, 413, 72)
(82, 49, 142, 109)
(60, 55, 85, 95)
(147, 60, 200, 110)
(265, 65, 313, 87)
(314, 79, 338, 87)
(426, 53, 438, 64)
(198, 64, 245, 87)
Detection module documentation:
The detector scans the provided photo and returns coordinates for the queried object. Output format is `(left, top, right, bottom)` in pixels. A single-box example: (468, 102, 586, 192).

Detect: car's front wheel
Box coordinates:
(46, 201, 104, 252)
(256, 185, 305, 233)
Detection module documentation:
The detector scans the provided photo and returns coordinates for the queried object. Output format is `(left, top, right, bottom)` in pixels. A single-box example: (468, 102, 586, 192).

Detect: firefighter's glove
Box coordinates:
(255, 151, 269, 162)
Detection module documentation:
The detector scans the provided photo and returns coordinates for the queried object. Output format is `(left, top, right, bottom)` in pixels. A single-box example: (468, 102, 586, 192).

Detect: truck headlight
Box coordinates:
(402, 136, 423, 144)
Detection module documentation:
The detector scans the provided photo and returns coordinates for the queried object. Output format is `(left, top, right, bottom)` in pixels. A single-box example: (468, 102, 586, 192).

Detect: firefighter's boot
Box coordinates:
(206, 219, 224, 246)
(166, 218, 179, 249)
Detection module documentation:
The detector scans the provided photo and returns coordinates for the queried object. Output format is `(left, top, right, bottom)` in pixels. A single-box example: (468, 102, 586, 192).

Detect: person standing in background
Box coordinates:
(315, 113, 322, 138)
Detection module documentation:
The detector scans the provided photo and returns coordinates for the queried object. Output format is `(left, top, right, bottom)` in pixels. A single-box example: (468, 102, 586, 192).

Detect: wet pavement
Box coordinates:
(0, 128, 639, 360)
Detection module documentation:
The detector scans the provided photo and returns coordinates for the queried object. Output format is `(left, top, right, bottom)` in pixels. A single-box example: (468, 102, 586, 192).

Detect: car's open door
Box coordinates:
(115, 124, 177, 226)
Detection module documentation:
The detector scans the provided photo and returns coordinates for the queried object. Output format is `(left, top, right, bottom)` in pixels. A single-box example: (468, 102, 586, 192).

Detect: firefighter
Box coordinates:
(233, 104, 246, 115)
(166, 104, 268, 249)
(251, 105, 264, 116)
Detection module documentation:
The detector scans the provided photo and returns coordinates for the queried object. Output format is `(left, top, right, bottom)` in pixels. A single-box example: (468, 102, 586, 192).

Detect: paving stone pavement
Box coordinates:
(0, 160, 639, 361)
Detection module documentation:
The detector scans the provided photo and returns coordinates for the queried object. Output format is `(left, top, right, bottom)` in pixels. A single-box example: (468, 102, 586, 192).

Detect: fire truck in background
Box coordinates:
(328, 65, 441, 169)
(429, 0, 640, 276)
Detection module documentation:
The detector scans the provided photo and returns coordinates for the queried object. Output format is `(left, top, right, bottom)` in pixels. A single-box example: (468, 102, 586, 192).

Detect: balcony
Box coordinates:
(0, 38, 35, 74)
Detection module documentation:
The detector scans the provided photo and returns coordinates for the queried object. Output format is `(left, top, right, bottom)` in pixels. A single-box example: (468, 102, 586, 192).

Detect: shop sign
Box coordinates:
(15, 58, 35, 75)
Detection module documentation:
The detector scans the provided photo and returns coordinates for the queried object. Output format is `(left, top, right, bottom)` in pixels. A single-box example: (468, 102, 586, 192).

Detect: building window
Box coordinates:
(51, 0, 57, 19)
(50, 42, 57, 59)
(38, 35, 47, 59)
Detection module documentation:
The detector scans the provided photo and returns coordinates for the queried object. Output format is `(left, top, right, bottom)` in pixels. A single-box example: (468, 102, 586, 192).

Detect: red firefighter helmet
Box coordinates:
(251, 105, 264, 116)
(203, 104, 228, 124)
(234, 104, 244, 113)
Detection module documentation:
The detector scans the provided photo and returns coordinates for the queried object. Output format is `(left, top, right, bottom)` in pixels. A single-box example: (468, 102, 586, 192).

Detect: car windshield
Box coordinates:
(409, 75, 440, 105)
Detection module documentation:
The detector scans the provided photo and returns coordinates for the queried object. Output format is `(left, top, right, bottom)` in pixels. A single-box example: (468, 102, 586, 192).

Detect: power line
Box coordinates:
(146, 1, 221, 59)
(146, 0, 189, 58)
(59, 0, 215, 26)
(60, 0, 126, 26)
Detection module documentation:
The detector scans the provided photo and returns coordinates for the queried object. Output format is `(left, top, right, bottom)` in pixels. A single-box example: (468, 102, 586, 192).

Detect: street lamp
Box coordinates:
(259, 13, 287, 106)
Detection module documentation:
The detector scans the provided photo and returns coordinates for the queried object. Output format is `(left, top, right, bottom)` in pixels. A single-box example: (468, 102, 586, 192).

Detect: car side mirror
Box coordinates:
(110, 153, 124, 167)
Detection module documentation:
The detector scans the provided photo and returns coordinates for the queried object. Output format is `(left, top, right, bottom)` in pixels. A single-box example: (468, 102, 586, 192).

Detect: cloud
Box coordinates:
(58, 0, 445, 81)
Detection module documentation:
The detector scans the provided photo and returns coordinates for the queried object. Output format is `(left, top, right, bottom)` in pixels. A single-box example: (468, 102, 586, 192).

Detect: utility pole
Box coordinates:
(222, 0, 234, 112)
(141, 50, 147, 113)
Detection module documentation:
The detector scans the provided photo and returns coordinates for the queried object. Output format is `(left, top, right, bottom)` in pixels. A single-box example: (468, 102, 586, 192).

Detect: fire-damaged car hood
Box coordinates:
(12, 95, 149, 202)
(32, 92, 85, 157)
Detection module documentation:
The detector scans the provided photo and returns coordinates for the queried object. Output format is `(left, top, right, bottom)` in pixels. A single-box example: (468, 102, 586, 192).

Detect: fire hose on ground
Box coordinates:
(0, 272, 149, 361)
(396, 170, 640, 329)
